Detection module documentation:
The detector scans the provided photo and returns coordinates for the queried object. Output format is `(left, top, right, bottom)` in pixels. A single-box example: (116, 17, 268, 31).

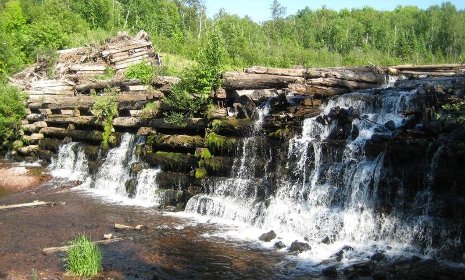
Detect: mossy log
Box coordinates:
(205, 132, 239, 156)
(210, 118, 253, 136)
(67, 129, 103, 143)
(22, 121, 47, 133)
(40, 127, 68, 138)
(149, 118, 208, 133)
(155, 172, 193, 190)
(143, 151, 195, 173)
(149, 134, 204, 151)
(45, 115, 98, 126)
(38, 138, 63, 152)
(202, 157, 234, 177)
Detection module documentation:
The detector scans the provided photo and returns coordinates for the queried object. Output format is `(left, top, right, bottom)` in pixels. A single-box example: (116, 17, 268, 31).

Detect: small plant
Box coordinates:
(66, 235, 102, 277)
(125, 60, 154, 84)
(96, 67, 116, 80)
(91, 88, 118, 148)
(141, 101, 159, 119)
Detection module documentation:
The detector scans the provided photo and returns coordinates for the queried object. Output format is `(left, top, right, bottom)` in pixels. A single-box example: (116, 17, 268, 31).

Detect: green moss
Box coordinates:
(210, 118, 252, 135)
(268, 127, 291, 140)
(195, 167, 207, 179)
(155, 151, 184, 161)
(12, 140, 23, 150)
(195, 148, 212, 160)
(202, 157, 222, 172)
(205, 132, 237, 154)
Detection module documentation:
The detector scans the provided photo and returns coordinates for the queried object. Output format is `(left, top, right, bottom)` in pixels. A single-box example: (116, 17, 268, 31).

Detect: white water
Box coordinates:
(50, 142, 88, 181)
(185, 89, 438, 267)
(50, 133, 162, 207)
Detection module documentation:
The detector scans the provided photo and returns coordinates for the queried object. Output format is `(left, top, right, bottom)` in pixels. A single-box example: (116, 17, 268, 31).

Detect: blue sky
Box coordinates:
(205, 0, 465, 22)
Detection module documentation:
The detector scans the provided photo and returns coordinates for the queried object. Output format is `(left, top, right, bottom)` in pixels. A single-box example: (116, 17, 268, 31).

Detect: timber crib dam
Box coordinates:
(9, 30, 465, 212)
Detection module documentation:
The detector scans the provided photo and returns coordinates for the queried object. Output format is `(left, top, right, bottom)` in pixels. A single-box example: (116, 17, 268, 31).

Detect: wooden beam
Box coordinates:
(42, 238, 123, 255)
(0, 201, 53, 210)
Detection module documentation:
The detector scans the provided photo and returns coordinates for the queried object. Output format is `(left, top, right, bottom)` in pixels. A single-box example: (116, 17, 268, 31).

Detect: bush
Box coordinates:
(0, 84, 26, 146)
(125, 60, 155, 84)
(91, 89, 118, 148)
(66, 235, 102, 277)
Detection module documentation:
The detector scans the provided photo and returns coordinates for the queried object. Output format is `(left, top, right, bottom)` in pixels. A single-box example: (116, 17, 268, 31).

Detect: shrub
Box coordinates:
(141, 101, 159, 119)
(125, 60, 155, 84)
(91, 89, 118, 148)
(0, 84, 26, 147)
(66, 235, 102, 277)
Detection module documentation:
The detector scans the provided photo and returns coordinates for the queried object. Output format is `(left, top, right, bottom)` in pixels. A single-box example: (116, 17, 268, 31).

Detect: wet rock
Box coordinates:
(385, 120, 396, 131)
(371, 252, 386, 262)
(343, 261, 375, 278)
(125, 178, 137, 197)
(131, 162, 147, 175)
(259, 230, 277, 242)
(289, 241, 311, 253)
(322, 266, 338, 278)
(372, 271, 388, 280)
(233, 95, 256, 119)
(321, 236, 331, 244)
(274, 241, 286, 249)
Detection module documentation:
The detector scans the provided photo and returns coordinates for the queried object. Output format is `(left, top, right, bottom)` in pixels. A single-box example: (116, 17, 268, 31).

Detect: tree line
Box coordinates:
(1, 0, 464, 79)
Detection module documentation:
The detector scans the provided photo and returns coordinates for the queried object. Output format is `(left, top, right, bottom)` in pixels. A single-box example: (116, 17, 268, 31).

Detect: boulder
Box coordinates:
(233, 95, 256, 119)
(289, 241, 311, 253)
(259, 230, 277, 242)
(274, 241, 286, 249)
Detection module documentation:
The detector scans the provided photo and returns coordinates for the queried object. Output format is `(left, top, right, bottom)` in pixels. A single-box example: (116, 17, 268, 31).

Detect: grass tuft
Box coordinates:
(66, 235, 102, 277)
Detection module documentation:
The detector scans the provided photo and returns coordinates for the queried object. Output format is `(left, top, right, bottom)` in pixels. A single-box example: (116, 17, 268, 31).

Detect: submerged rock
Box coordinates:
(259, 230, 277, 242)
(371, 252, 386, 262)
(289, 241, 311, 253)
(322, 266, 338, 278)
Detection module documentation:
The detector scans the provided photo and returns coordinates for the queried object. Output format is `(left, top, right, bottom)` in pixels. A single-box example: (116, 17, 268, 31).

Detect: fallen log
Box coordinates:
(109, 49, 150, 60)
(110, 52, 151, 63)
(223, 72, 304, 90)
(40, 127, 68, 138)
(245, 66, 306, 77)
(42, 238, 123, 255)
(305, 67, 385, 84)
(0, 200, 53, 210)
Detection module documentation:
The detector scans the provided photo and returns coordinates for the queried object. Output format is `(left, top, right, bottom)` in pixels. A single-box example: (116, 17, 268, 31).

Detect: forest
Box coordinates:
(1, 0, 465, 80)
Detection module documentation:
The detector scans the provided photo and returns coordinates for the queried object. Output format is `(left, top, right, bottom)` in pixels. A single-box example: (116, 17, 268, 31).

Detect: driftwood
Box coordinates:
(385, 64, 465, 76)
(42, 238, 123, 255)
(114, 223, 147, 231)
(0, 201, 53, 210)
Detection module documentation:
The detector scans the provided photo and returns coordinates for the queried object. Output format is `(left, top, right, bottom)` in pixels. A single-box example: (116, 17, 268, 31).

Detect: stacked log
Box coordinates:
(102, 31, 156, 70)
(28, 80, 75, 98)
(385, 64, 465, 77)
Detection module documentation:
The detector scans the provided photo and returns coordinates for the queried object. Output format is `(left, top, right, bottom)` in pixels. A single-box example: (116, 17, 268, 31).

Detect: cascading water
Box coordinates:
(185, 89, 453, 265)
(50, 133, 162, 207)
(50, 142, 88, 181)
(186, 104, 271, 224)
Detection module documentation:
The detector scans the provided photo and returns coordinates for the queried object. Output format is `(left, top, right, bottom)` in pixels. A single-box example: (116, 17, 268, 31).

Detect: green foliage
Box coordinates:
(125, 60, 155, 84)
(195, 148, 212, 160)
(164, 27, 225, 121)
(141, 101, 159, 119)
(91, 89, 118, 149)
(441, 101, 465, 124)
(96, 67, 116, 80)
(195, 167, 206, 179)
(66, 235, 102, 277)
(0, 83, 25, 146)
(205, 132, 237, 154)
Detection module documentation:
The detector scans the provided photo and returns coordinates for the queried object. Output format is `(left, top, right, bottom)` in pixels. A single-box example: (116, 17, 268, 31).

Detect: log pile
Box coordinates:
(223, 64, 465, 98)
(102, 31, 157, 70)
(385, 64, 465, 77)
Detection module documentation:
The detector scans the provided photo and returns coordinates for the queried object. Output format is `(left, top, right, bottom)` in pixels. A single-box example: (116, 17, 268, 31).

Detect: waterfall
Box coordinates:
(186, 104, 271, 223)
(133, 168, 162, 207)
(50, 142, 88, 181)
(91, 133, 137, 196)
(50, 133, 162, 207)
(186, 89, 443, 262)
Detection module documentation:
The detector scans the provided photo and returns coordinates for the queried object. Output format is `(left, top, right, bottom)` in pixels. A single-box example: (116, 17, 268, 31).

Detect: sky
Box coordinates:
(205, 0, 465, 22)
